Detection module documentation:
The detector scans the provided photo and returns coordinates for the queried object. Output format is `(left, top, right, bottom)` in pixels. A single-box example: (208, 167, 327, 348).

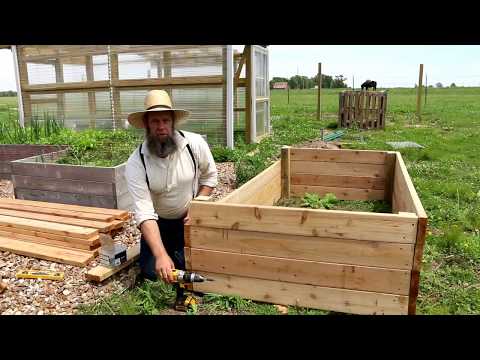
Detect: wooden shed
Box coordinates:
(6, 45, 270, 148)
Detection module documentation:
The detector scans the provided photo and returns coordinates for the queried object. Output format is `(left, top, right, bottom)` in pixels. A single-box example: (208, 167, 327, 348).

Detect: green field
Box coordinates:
(2, 87, 480, 315)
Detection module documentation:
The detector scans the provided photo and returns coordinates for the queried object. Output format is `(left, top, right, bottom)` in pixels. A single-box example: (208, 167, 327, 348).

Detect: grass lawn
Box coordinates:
(2, 87, 480, 315)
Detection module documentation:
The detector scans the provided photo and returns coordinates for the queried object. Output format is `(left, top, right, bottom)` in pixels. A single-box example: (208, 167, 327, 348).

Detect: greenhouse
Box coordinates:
(6, 45, 270, 148)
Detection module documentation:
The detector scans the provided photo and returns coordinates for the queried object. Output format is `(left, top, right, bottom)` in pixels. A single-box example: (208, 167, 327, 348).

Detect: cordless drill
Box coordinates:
(170, 269, 213, 283)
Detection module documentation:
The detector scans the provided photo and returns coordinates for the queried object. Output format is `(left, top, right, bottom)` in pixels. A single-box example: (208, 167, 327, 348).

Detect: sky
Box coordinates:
(1, 45, 480, 90)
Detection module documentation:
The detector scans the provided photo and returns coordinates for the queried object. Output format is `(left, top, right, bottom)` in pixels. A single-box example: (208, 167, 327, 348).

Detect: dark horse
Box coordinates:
(361, 80, 377, 91)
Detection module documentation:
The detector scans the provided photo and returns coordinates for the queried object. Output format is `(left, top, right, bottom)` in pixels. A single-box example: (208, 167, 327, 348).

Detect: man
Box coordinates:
(125, 90, 218, 310)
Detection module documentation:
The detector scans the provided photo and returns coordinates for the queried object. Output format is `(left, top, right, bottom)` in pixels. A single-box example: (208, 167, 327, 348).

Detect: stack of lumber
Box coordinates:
(0, 198, 130, 267)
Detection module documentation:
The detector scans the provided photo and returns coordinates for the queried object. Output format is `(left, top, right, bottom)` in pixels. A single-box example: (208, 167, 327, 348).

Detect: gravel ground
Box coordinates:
(0, 162, 237, 315)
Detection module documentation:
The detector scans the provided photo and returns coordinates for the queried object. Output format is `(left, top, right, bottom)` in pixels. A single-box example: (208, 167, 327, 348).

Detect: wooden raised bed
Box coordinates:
(0, 145, 67, 180)
(10, 150, 132, 210)
(185, 147, 427, 315)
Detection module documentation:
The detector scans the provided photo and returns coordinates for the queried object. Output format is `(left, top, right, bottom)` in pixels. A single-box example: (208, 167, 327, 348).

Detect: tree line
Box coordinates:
(270, 75, 348, 89)
(0, 91, 17, 97)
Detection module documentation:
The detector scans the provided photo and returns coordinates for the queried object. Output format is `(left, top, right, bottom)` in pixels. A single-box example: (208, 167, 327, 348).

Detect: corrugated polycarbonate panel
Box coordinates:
(256, 101, 267, 137)
(118, 86, 226, 146)
(18, 45, 109, 86)
(112, 45, 225, 80)
(28, 90, 113, 129)
(255, 50, 267, 97)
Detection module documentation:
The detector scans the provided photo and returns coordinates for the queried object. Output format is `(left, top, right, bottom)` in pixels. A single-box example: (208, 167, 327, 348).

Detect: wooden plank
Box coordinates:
(291, 174, 385, 190)
(391, 153, 427, 217)
(384, 152, 396, 203)
(187, 227, 414, 270)
(0, 202, 114, 222)
(281, 147, 290, 199)
(193, 272, 408, 315)
(189, 248, 411, 295)
(86, 243, 140, 282)
(0, 228, 98, 251)
(291, 160, 385, 178)
(0, 198, 127, 218)
(0, 236, 93, 267)
(12, 175, 115, 196)
(289, 148, 388, 165)
(0, 208, 118, 232)
(408, 216, 428, 315)
(111, 75, 224, 89)
(0, 214, 98, 239)
(290, 184, 385, 201)
(23, 80, 110, 92)
(0, 224, 99, 246)
(219, 161, 281, 205)
(11, 161, 116, 183)
(189, 202, 418, 243)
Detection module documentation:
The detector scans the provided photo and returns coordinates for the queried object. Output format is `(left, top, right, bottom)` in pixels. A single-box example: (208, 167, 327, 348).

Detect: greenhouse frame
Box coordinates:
(4, 45, 270, 148)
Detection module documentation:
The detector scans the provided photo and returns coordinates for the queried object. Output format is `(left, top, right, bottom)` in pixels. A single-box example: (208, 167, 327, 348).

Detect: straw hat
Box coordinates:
(127, 90, 190, 129)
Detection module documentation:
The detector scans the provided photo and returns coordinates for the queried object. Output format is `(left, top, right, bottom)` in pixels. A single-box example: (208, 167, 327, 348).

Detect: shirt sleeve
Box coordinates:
(125, 149, 159, 226)
(196, 136, 218, 188)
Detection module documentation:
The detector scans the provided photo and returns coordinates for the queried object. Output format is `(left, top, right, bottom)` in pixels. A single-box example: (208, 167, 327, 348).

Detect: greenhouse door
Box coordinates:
(250, 45, 270, 142)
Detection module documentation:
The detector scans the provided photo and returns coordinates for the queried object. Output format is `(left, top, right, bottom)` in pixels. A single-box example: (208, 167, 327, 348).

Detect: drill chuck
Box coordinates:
(171, 269, 212, 283)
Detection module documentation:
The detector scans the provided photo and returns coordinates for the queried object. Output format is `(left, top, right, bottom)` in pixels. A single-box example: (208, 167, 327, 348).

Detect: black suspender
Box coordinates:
(138, 130, 197, 195)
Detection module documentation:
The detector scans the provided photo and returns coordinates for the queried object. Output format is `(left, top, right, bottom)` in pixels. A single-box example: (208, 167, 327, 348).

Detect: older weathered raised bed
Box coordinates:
(0, 145, 67, 180)
(185, 147, 427, 315)
(11, 150, 132, 210)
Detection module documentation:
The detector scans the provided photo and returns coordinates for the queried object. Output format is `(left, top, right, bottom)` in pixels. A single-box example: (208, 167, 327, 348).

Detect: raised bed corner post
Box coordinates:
(281, 146, 291, 199)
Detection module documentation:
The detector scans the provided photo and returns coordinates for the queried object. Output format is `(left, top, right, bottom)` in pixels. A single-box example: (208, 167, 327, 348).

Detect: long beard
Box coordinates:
(146, 132, 178, 158)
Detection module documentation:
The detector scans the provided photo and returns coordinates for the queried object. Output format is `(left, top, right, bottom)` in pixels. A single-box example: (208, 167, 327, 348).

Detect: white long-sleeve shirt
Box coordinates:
(125, 130, 218, 224)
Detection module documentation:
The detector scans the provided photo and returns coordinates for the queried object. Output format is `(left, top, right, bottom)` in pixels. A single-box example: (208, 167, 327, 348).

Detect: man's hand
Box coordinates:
(155, 254, 175, 283)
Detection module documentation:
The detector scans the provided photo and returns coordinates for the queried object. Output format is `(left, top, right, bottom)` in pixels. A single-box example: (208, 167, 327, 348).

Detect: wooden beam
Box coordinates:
(189, 202, 418, 243)
(0, 198, 128, 219)
(281, 146, 291, 199)
(187, 226, 415, 269)
(0, 214, 98, 239)
(86, 55, 96, 128)
(0, 236, 94, 267)
(416, 64, 424, 121)
(408, 216, 428, 315)
(111, 75, 224, 89)
(244, 46, 252, 143)
(193, 271, 408, 315)
(0, 201, 115, 222)
(189, 248, 411, 295)
(234, 49, 246, 81)
(0, 208, 119, 232)
(86, 243, 140, 282)
(317, 62, 322, 121)
(289, 148, 389, 164)
(0, 224, 99, 247)
(23, 81, 110, 92)
(0, 229, 99, 252)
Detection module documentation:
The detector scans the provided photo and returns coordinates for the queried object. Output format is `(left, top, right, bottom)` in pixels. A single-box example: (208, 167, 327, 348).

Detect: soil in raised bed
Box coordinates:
(275, 196, 392, 213)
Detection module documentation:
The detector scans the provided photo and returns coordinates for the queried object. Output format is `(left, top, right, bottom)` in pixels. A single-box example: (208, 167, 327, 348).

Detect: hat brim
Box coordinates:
(127, 108, 190, 129)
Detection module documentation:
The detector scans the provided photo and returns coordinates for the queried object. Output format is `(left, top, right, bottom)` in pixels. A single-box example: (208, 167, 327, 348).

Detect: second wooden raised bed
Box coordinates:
(185, 147, 427, 315)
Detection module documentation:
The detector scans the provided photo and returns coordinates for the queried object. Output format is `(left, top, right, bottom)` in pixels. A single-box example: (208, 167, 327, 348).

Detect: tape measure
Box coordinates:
(16, 269, 65, 281)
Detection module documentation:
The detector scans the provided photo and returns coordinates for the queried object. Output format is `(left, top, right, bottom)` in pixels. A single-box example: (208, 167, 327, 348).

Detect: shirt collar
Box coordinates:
(141, 130, 187, 157)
